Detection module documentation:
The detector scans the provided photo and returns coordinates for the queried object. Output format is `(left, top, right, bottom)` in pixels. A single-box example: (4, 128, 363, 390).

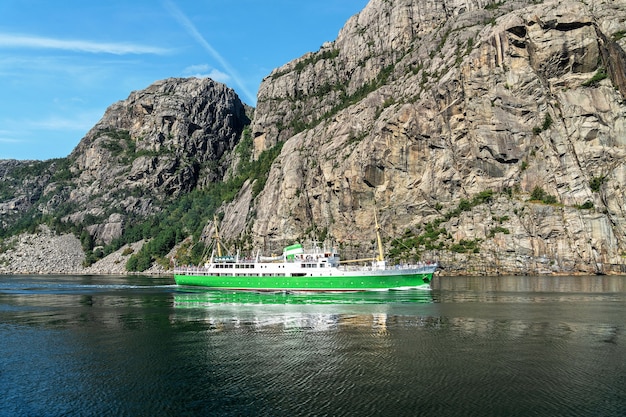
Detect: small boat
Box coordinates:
(174, 215, 437, 292)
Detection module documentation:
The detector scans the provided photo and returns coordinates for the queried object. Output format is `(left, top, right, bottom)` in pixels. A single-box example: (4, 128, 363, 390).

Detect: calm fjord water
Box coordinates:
(1, 274, 625, 416)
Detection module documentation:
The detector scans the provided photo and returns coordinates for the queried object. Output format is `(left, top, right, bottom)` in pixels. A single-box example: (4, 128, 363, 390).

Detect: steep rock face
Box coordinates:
(0, 159, 62, 230)
(56, 78, 250, 244)
(234, 0, 626, 274)
(1, 78, 250, 246)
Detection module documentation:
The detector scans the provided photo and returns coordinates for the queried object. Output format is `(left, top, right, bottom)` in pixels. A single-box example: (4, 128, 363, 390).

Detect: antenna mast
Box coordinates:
(213, 215, 222, 257)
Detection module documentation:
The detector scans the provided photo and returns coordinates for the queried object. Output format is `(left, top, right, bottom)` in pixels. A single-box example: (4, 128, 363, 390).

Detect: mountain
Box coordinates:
(2, 0, 626, 275)
(1, 78, 251, 272)
(224, 0, 626, 275)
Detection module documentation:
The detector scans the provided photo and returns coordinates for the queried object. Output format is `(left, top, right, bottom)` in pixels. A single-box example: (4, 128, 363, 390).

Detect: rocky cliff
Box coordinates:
(67, 77, 251, 244)
(220, 0, 626, 275)
(1, 78, 250, 244)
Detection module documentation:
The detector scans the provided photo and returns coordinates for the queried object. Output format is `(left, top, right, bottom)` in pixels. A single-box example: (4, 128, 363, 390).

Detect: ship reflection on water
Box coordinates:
(174, 288, 434, 305)
(171, 288, 436, 330)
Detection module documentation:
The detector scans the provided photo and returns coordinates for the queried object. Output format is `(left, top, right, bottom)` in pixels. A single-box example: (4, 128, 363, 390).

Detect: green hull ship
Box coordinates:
(174, 263, 436, 291)
(174, 216, 437, 292)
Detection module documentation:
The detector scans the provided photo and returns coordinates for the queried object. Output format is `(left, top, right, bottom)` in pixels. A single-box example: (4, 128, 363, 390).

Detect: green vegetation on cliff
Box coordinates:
(388, 190, 495, 262)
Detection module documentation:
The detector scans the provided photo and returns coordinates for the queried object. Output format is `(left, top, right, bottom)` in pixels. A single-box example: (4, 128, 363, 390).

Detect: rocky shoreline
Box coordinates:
(2, 226, 624, 277)
(0, 226, 169, 276)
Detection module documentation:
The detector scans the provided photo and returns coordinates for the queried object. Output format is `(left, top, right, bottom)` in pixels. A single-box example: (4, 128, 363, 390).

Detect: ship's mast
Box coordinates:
(374, 212, 384, 262)
(213, 215, 222, 258)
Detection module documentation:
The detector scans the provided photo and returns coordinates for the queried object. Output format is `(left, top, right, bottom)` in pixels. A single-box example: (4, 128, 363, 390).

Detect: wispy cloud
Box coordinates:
(163, 0, 256, 104)
(0, 136, 22, 144)
(182, 64, 231, 83)
(0, 33, 169, 55)
(2, 110, 102, 135)
(30, 116, 96, 132)
(0, 128, 26, 148)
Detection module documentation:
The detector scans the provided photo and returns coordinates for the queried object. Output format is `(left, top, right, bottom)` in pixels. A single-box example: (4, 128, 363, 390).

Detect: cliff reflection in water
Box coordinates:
(434, 274, 625, 294)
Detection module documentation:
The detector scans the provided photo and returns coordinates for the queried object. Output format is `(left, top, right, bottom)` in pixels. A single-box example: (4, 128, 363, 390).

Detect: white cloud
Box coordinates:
(182, 64, 231, 83)
(0, 136, 22, 144)
(2, 110, 102, 134)
(30, 117, 92, 131)
(183, 64, 211, 74)
(0, 33, 169, 55)
(0, 128, 24, 143)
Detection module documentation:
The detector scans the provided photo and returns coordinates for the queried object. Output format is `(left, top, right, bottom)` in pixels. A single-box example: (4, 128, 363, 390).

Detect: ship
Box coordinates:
(173, 215, 437, 292)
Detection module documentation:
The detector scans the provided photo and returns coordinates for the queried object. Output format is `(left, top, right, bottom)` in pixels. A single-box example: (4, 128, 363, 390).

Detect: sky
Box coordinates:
(0, 0, 369, 161)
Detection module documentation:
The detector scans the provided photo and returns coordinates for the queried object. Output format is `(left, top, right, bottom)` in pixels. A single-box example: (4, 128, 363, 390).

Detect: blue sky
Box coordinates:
(0, 0, 369, 161)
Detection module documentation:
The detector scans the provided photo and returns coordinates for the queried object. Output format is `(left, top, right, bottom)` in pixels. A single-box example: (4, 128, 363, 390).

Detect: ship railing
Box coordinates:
(397, 263, 438, 272)
(338, 265, 372, 272)
(338, 263, 437, 272)
(173, 266, 210, 275)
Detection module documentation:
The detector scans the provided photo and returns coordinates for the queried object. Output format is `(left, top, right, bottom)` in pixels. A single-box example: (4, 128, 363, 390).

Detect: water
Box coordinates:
(1, 274, 625, 416)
